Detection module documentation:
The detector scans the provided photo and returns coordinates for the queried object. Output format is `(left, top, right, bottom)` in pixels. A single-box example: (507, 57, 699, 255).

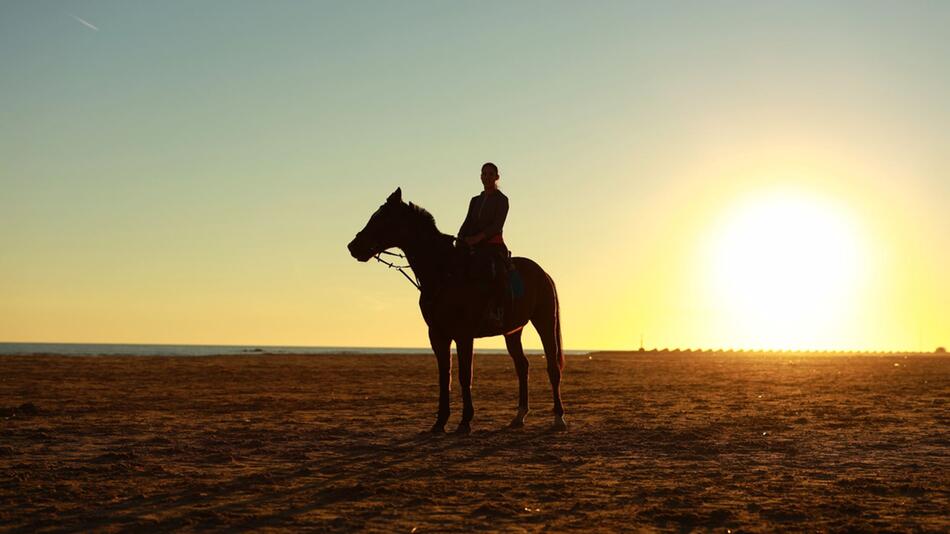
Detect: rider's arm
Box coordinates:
(457, 197, 478, 239)
(465, 232, 486, 245)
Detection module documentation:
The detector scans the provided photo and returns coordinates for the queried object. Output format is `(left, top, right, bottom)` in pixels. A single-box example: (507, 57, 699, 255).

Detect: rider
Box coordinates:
(458, 162, 509, 330)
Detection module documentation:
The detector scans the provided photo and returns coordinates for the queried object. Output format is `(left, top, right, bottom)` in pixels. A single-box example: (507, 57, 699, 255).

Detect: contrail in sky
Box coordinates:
(69, 14, 99, 31)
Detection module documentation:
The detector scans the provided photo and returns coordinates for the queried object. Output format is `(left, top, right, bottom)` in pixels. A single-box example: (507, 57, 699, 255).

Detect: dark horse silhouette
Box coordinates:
(348, 188, 566, 433)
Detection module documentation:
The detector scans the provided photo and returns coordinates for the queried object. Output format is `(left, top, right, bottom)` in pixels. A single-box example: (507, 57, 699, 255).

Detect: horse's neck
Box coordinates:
(401, 231, 453, 291)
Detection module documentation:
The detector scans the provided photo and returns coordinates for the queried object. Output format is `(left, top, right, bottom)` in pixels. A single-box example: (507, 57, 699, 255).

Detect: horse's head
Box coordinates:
(348, 187, 414, 262)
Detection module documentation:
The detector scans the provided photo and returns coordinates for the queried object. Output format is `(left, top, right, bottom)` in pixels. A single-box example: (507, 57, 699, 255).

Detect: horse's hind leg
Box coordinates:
(532, 293, 566, 431)
(505, 329, 530, 428)
(455, 337, 475, 434)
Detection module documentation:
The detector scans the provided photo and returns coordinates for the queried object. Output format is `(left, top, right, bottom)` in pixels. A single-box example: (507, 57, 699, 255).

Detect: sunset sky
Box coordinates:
(2, 2, 947, 351)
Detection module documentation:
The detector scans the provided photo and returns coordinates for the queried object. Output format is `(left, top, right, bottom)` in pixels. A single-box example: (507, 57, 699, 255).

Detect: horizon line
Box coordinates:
(0, 340, 944, 355)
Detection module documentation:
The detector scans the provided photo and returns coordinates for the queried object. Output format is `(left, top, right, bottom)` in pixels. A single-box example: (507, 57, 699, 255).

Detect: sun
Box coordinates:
(704, 189, 868, 349)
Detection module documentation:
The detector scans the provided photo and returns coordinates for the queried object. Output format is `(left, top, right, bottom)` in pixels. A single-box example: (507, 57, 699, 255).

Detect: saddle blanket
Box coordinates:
(509, 269, 525, 299)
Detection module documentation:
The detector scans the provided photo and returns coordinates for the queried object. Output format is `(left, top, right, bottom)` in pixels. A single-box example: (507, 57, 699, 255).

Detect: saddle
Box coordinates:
(456, 246, 521, 331)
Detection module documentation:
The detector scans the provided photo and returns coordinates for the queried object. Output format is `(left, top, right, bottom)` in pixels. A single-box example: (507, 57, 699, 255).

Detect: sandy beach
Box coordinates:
(1, 352, 947, 532)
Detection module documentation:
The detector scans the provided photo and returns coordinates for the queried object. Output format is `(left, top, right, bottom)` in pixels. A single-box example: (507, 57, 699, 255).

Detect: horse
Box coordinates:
(347, 188, 566, 433)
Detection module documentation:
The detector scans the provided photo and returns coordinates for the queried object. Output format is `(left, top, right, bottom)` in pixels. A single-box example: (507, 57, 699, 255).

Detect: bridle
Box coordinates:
(363, 223, 459, 292)
(374, 250, 421, 291)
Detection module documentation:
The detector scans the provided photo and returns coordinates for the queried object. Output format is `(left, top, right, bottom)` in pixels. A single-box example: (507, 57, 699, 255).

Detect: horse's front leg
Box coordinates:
(505, 329, 530, 428)
(429, 328, 451, 433)
(455, 337, 475, 434)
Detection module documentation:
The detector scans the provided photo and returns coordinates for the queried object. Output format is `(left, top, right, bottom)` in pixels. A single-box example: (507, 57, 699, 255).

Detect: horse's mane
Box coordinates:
(407, 202, 437, 229)
(408, 202, 455, 244)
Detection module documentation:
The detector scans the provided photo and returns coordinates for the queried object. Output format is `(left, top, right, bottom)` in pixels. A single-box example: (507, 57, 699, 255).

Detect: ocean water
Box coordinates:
(0, 343, 588, 357)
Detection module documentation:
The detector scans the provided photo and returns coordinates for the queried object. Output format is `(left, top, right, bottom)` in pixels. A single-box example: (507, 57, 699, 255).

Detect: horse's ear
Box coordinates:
(387, 187, 402, 204)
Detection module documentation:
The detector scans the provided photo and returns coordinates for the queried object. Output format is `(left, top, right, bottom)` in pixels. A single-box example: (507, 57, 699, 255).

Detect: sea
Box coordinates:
(0, 343, 589, 357)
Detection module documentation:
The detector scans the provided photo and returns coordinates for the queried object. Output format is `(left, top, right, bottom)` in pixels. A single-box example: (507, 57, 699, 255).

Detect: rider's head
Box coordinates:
(480, 162, 499, 189)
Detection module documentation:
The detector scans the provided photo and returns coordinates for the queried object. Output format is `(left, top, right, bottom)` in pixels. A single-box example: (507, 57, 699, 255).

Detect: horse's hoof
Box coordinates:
(551, 416, 568, 431)
(429, 423, 446, 434)
(509, 407, 529, 428)
(455, 422, 471, 434)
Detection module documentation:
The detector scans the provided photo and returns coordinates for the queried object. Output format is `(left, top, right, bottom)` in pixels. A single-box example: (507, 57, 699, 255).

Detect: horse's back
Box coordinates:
(511, 256, 556, 302)
(512, 256, 545, 277)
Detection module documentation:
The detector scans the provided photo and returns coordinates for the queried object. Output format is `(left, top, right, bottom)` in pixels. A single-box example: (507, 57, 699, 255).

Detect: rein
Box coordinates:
(374, 250, 421, 291)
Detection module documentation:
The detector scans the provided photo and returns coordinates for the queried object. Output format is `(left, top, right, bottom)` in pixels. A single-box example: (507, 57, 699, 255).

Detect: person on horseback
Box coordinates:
(457, 162, 510, 331)
(349, 183, 567, 431)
